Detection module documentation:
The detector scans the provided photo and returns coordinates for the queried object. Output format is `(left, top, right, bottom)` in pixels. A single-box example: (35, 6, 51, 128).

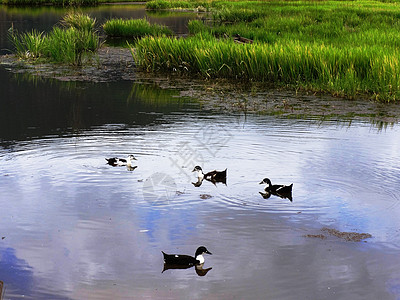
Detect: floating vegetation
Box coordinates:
(321, 228, 372, 242)
(305, 228, 372, 242)
(103, 18, 172, 38)
(9, 13, 100, 66)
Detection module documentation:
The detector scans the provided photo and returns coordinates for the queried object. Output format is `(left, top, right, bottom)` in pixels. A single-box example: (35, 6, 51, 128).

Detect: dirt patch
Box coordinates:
(200, 194, 213, 199)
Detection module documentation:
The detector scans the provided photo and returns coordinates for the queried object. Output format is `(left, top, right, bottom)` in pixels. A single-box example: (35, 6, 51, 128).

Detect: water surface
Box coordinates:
(1, 5, 400, 300)
(1, 66, 400, 299)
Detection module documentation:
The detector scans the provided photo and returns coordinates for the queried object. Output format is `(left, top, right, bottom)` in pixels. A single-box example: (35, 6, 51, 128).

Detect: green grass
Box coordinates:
(1, 0, 99, 6)
(9, 13, 100, 65)
(133, 34, 400, 101)
(146, 0, 211, 11)
(103, 18, 172, 38)
(133, 0, 400, 101)
(61, 11, 96, 31)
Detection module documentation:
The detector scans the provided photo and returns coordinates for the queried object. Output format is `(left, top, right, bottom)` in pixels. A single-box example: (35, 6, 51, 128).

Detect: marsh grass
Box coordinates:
(61, 11, 96, 31)
(136, 0, 400, 101)
(146, 0, 211, 11)
(134, 35, 400, 101)
(8, 28, 46, 59)
(103, 18, 172, 38)
(9, 13, 100, 65)
(1, 0, 98, 6)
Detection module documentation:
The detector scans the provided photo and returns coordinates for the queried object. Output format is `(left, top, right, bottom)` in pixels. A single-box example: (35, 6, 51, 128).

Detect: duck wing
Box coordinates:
(106, 157, 118, 165)
(162, 252, 198, 266)
(205, 169, 227, 182)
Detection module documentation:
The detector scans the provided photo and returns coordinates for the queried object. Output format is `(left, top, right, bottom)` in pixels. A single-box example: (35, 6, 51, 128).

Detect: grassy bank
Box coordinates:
(133, 33, 400, 101)
(134, 0, 400, 101)
(103, 18, 172, 38)
(10, 12, 100, 65)
(146, 0, 211, 11)
(0, 0, 99, 6)
(0, 0, 143, 5)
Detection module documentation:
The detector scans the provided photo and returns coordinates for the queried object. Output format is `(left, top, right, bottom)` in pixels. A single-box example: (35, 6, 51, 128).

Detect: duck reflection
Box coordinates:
(162, 263, 212, 277)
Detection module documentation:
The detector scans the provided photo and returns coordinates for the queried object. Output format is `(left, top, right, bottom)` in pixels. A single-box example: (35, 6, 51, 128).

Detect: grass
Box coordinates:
(1, 0, 99, 6)
(9, 13, 100, 65)
(103, 18, 172, 38)
(146, 0, 211, 11)
(133, 0, 400, 101)
(133, 33, 400, 101)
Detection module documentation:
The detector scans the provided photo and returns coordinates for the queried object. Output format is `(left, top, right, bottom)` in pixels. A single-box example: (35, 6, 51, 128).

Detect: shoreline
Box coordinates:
(2, 46, 400, 124)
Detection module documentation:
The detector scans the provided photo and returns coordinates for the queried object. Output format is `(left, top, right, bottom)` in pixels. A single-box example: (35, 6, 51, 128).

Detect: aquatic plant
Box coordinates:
(61, 11, 96, 32)
(45, 26, 100, 65)
(8, 28, 46, 59)
(103, 18, 172, 38)
(146, 0, 211, 11)
(9, 13, 100, 65)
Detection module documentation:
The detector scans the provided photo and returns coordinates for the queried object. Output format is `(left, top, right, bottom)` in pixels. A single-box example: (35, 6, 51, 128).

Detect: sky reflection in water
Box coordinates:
(1, 56, 400, 300)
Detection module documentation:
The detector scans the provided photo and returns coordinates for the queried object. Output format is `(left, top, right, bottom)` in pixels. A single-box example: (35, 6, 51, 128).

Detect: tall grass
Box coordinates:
(1, 0, 99, 6)
(61, 11, 96, 31)
(8, 28, 46, 59)
(133, 35, 400, 101)
(134, 0, 400, 101)
(103, 18, 172, 38)
(9, 13, 100, 65)
(146, 0, 211, 11)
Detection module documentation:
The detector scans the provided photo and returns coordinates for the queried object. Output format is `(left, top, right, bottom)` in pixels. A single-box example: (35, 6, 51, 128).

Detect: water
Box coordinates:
(1, 5, 400, 300)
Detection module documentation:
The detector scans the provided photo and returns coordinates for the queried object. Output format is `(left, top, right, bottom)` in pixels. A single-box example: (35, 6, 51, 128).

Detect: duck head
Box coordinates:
(195, 246, 212, 264)
(259, 178, 272, 186)
(192, 166, 204, 180)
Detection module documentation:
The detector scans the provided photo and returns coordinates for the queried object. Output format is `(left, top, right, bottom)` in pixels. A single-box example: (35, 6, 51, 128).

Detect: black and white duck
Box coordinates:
(259, 178, 293, 201)
(105, 155, 137, 167)
(162, 246, 212, 266)
(192, 166, 227, 184)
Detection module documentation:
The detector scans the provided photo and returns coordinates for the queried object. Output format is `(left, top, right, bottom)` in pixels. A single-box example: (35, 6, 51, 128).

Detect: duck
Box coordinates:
(259, 178, 293, 201)
(105, 155, 137, 167)
(192, 166, 227, 184)
(162, 246, 212, 266)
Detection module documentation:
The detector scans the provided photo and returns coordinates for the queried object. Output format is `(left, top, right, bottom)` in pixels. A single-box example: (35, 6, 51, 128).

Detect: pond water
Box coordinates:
(1, 5, 400, 300)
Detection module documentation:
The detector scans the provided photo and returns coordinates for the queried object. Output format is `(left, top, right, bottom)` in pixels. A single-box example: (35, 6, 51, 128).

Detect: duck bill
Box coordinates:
(206, 250, 212, 255)
(259, 181, 264, 184)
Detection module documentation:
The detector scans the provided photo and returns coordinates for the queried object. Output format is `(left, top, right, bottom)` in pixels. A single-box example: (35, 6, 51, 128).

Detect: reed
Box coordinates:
(9, 13, 100, 65)
(1, 0, 99, 6)
(103, 18, 172, 38)
(45, 27, 100, 65)
(61, 11, 96, 31)
(146, 0, 211, 11)
(133, 35, 400, 101)
(8, 28, 46, 59)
